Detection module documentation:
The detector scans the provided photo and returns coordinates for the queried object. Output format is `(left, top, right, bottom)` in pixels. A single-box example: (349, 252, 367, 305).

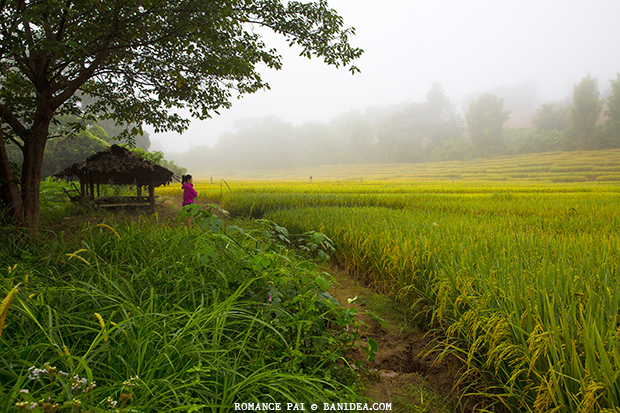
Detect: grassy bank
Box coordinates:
(0, 206, 363, 412)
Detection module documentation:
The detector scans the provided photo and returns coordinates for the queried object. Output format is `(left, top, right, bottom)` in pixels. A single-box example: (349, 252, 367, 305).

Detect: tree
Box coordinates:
(213, 116, 298, 170)
(0, 0, 362, 227)
(419, 83, 463, 154)
(328, 110, 375, 164)
(532, 102, 569, 133)
(566, 74, 602, 150)
(375, 83, 463, 163)
(601, 73, 620, 148)
(41, 129, 109, 178)
(376, 110, 424, 163)
(94, 119, 152, 151)
(295, 120, 337, 166)
(465, 93, 511, 157)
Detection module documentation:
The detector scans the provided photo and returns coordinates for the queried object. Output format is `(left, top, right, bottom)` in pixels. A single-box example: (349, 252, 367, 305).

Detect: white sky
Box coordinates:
(149, 0, 620, 155)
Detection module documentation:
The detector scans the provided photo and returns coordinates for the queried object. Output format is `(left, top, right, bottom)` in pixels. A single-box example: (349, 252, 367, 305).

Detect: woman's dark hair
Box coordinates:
(182, 174, 192, 184)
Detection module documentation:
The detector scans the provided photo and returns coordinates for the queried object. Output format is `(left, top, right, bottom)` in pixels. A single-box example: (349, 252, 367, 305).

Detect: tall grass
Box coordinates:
(0, 209, 360, 411)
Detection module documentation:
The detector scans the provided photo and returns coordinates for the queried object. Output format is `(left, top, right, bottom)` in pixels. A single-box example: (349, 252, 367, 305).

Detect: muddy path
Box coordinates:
(327, 265, 469, 412)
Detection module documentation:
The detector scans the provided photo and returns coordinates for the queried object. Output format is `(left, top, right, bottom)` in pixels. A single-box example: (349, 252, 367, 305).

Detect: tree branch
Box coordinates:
(55, 0, 73, 42)
(0, 102, 28, 146)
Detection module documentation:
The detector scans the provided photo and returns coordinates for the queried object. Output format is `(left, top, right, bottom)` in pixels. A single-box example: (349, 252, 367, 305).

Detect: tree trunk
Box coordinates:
(0, 134, 23, 224)
(0, 118, 51, 228)
(20, 135, 47, 228)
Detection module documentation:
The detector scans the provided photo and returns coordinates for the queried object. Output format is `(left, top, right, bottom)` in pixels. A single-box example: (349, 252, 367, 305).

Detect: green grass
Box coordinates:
(0, 207, 363, 412)
(393, 384, 452, 413)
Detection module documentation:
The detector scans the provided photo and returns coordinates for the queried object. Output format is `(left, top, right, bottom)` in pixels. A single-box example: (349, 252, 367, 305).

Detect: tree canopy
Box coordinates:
(602, 73, 620, 148)
(567, 74, 602, 150)
(533, 102, 569, 133)
(466, 93, 511, 157)
(0, 0, 362, 227)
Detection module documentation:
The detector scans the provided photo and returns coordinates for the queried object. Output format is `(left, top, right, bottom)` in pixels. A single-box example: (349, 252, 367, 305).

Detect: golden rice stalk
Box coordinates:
(0, 285, 19, 337)
(467, 335, 485, 366)
(579, 380, 605, 412)
(95, 223, 121, 240)
(527, 323, 549, 375)
(533, 370, 563, 413)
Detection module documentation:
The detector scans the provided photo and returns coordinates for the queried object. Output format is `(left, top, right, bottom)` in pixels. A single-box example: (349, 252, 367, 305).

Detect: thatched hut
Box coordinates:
(54, 144, 176, 211)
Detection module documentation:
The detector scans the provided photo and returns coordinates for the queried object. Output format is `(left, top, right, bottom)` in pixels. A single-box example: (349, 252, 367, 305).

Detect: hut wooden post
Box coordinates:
(89, 173, 95, 199)
(148, 175, 155, 213)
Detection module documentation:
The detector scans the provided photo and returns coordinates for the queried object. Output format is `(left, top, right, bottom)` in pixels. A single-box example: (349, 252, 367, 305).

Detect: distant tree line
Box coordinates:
(172, 74, 620, 172)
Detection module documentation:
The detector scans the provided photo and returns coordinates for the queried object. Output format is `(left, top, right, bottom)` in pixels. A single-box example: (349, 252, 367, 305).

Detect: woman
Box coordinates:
(181, 174, 197, 207)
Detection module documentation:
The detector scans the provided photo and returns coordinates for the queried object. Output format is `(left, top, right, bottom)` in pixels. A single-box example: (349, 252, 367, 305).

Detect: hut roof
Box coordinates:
(54, 144, 175, 187)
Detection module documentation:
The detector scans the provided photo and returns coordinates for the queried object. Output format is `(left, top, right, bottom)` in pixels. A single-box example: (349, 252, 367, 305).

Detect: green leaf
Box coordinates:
(365, 310, 389, 329)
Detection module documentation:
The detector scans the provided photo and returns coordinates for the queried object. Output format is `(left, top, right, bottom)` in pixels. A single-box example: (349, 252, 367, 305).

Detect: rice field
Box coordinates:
(266, 200, 620, 412)
(160, 150, 620, 412)
(180, 148, 620, 183)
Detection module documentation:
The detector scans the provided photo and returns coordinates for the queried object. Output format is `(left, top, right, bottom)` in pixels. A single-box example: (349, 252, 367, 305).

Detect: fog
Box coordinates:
(147, 0, 620, 158)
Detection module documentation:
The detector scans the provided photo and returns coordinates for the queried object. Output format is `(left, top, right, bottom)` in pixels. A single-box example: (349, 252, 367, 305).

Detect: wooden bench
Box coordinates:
(94, 196, 157, 208)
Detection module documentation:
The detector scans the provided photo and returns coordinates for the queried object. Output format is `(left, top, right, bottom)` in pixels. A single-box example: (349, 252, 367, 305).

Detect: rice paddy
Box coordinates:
(163, 149, 620, 412)
(177, 148, 620, 183)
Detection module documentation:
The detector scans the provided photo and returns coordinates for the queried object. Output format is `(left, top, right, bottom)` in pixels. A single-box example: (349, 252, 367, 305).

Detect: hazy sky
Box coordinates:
(149, 0, 620, 154)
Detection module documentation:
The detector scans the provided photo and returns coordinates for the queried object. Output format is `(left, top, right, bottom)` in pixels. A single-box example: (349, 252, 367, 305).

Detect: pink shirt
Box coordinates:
(182, 182, 197, 206)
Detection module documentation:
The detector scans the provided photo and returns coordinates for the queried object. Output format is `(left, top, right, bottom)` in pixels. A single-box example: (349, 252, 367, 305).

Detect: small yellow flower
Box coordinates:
(66, 249, 90, 265)
(0, 285, 19, 337)
(95, 224, 122, 240)
(95, 312, 105, 329)
(59, 345, 74, 368)
(94, 313, 108, 342)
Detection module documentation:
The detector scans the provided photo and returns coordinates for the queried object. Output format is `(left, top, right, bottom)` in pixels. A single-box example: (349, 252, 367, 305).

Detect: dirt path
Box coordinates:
(327, 265, 464, 412)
